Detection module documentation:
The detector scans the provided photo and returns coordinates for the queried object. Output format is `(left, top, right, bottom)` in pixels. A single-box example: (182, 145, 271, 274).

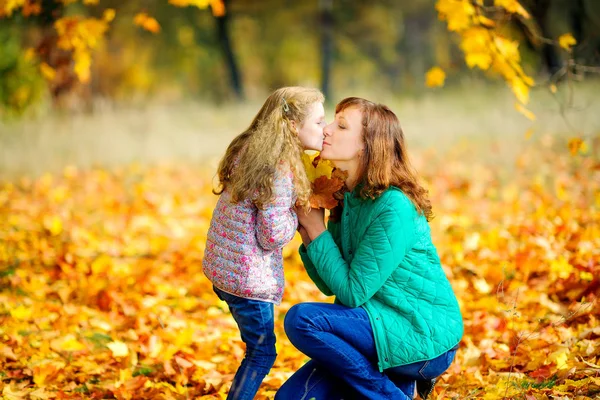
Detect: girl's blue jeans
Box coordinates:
(213, 286, 277, 400)
(275, 302, 458, 400)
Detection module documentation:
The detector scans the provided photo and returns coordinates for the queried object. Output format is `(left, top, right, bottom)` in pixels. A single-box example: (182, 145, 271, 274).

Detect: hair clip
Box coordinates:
(282, 98, 290, 113)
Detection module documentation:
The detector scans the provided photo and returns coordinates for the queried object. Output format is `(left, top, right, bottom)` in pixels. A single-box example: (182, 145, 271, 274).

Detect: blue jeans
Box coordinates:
(276, 303, 458, 400)
(213, 286, 277, 400)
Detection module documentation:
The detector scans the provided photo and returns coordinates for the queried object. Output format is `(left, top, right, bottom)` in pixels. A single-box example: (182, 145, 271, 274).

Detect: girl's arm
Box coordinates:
(255, 169, 298, 251)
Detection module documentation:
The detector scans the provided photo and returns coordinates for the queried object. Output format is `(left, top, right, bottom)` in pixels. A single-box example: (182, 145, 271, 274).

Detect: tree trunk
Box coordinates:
(570, 0, 586, 65)
(215, 0, 243, 100)
(320, 0, 333, 100)
(532, 0, 563, 76)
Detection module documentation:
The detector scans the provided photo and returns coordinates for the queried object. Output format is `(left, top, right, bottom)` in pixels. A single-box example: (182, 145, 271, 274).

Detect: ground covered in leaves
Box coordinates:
(1, 140, 599, 399)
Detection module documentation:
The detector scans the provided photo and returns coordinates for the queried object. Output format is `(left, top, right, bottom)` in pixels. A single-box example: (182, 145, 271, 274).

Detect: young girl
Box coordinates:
(203, 87, 326, 400)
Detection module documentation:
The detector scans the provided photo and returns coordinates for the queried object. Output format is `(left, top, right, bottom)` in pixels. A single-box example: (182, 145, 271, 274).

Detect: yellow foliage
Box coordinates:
(510, 77, 530, 104)
(425, 66, 446, 88)
(107, 341, 130, 357)
(558, 33, 577, 51)
(435, 0, 475, 32)
(494, 0, 530, 18)
(568, 137, 586, 156)
(168, 0, 212, 8)
(9, 304, 33, 320)
(134, 12, 161, 34)
(301, 152, 334, 181)
(437, 0, 535, 107)
(1, 144, 598, 398)
(515, 102, 536, 121)
(0, 0, 26, 17)
(39, 62, 56, 81)
(210, 0, 225, 17)
(54, 15, 112, 83)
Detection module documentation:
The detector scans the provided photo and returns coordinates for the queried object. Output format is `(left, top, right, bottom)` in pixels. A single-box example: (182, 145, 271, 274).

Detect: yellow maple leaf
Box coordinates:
(435, 0, 475, 32)
(33, 360, 66, 387)
(103, 8, 115, 22)
(558, 33, 577, 51)
(10, 304, 33, 320)
(134, 12, 161, 33)
(550, 256, 573, 279)
(91, 254, 112, 275)
(43, 215, 63, 235)
(548, 348, 569, 370)
(425, 67, 446, 88)
(107, 340, 130, 357)
(510, 77, 530, 105)
(494, 0, 530, 18)
(301, 152, 334, 182)
(51, 334, 86, 352)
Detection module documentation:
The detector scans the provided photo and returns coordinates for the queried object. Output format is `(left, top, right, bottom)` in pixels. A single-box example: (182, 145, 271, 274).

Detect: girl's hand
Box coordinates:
(296, 207, 326, 241)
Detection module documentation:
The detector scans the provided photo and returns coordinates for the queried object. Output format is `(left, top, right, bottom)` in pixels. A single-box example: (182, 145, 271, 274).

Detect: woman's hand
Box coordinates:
(296, 207, 326, 241)
(298, 225, 312, 247)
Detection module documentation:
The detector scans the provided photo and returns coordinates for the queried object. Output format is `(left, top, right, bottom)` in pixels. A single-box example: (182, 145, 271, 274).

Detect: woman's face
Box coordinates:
(297, 102, 326, 151)
(320, 106, 364, 162)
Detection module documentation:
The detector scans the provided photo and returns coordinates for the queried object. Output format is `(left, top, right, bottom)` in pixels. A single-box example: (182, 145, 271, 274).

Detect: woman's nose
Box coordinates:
(323, 123, 333, 137)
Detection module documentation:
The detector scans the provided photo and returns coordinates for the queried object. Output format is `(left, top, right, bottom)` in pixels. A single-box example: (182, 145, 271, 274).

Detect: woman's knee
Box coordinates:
(284, 303, 317, 344)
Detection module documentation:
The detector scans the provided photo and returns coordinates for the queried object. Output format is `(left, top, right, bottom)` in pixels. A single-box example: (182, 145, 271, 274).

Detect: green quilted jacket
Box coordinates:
(299, 186, 463, 371)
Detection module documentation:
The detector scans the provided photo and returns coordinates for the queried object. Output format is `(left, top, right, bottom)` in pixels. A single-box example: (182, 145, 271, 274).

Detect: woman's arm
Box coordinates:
(296, 212, 337, 296)
(255, 170, 298, 251)
(306, 201, 416, 308)
(299, 242, 334, 296)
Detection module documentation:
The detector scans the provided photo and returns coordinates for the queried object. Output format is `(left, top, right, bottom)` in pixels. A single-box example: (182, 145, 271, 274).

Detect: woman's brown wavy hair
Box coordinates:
(213, 87, 324, 210)
(337, 97, 433, 221)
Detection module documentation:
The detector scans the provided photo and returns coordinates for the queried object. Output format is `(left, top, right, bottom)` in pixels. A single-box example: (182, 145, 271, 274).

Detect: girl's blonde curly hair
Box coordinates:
(214, 87, 324, 209)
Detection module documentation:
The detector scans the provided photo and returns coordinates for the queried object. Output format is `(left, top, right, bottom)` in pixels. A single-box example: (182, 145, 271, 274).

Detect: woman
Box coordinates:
(276, 97, 463, 399)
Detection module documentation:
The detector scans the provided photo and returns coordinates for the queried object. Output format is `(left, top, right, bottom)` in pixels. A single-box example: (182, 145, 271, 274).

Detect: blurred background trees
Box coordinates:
(1, 0, 599, 116)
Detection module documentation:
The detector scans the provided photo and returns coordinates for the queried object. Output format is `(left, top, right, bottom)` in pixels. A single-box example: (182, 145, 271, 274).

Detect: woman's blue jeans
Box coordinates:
(275, 302, 458, 400)
(213, 286, 277, 400)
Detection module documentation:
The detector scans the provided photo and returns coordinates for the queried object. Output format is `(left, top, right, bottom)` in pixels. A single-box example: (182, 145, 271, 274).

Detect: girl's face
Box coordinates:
(320, 106, 364, 162)
(297, 102, 326, 151)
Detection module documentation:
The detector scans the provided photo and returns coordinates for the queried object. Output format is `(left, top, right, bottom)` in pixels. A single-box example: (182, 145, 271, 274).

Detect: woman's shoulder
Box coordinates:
(374, 187, 415, 214)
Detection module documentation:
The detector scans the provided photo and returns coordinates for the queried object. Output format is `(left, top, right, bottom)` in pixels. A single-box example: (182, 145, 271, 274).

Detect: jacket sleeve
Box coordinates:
(255, 168, 298, 251)
(306, 199, 416, 308)
(299, 244, 334, 296)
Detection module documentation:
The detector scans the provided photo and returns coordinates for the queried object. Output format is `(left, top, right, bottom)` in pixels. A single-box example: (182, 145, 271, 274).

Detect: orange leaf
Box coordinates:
(310, 175, 345, 209)
(210, 0, 225, 17)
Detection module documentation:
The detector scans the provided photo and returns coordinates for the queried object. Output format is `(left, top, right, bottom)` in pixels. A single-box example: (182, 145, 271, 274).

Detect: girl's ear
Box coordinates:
(289, 120, 298, 134)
